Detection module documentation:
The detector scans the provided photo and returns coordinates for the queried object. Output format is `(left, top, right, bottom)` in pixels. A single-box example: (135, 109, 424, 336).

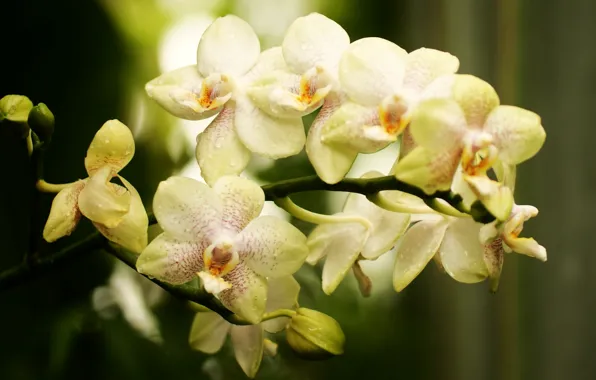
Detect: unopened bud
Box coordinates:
(286, 308, 345, 360)
(0, 95, 33, 138)
(28, 103, 55, 142)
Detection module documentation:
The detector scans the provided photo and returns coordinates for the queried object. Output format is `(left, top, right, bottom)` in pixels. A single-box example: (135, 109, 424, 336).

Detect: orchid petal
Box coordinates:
(85, 120, 135, 176)
(306, 95, 358, 184)
(234, 93, 305, 159)
(320, 101, 394, 153)
(339, 37, 408, 106)
(152, 176, 222, 241)
(78, 166, 131, 228)
(189, 311, 231, 354)
(439, 218, 489, 283)
(409, 98, 467, 153)
(393, 146, 462, 194)
(136, 232, 206, 285)
(452, 74, 500, 128)
(220, 263, 267, 324)
(393, 219, 448, 292)
(94, 176, 148, 254)
(230, 324, 264, 379)
(483, 238, 504, 292)
(145, 66, 224, 120)
(42, 181, 86, 242)
(263, 276, 300, 333)
(344, 172, 411, 259)
(464, 175, 513, 221)
(197, 15, 260, 77)
(282, 13, 350, 75)
(242, 47, 288, 83)
(196, 103, 251, 185)
(318, 222, 368, 295)
(212, 176, 264, 234)
(236, 215, 308, 278)
(484, 105, 546, 165)
(403, 48, 460, 95)
(502, 205, 547, 261)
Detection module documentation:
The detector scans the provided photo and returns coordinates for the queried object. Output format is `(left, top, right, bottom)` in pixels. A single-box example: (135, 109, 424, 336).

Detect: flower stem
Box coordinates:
(36, 179, 77, 193)
(274, 197, 373, 230)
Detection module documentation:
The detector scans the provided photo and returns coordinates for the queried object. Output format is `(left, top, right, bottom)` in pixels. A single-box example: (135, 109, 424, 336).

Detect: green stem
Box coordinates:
(262, 309, 297, 320)
(274, 197, 373, 230)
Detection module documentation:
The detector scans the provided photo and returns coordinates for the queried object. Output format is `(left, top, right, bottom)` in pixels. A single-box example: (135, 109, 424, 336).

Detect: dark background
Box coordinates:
(1, 0, 595, 379)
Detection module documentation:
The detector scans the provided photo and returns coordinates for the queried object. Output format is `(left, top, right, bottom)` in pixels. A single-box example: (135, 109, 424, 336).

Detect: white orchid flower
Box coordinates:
(146, 16, 306, 185)
(306, 171, 411, 295)
(394, 202, 546, 292)
(308, 40, 459, 184)
(189, 276, 300, 378)
(247, 13, 349, 119)
(136, 175, 308, 324)
(43, 120, 148, 253)
(393, 75, 546, 210)
(479, 204, 547, 291)
(92, 262, 164, 344)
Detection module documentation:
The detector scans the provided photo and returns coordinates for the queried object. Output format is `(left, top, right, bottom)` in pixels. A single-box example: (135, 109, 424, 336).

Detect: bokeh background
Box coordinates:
(1, 0, 595, 379)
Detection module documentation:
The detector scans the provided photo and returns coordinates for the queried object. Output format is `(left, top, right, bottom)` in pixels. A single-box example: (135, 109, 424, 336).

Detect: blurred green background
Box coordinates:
(1, 0, 595, 379)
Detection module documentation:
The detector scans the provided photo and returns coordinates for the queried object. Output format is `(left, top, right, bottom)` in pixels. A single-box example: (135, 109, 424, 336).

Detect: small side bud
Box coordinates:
(28, 103, 55, 142)
(286, 308, 345, 360)
(0, 95, 33, 138)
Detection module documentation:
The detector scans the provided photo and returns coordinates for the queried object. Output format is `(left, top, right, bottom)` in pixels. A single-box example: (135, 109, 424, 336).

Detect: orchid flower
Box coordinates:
(308, 40, 460, 184)
(92, 262, 164, 344)
(306, 172, 410, 295)
(135, 175, 308, 323)
(393, 74, 546, 219)
(189, 276, 300, 378)
(247, 13, 349, 118)
(145, 16, 306, 185)
(43, 120, 148, 253)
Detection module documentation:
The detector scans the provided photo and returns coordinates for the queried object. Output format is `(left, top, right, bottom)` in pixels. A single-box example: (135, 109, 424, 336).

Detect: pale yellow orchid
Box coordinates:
(189, 276, 299, 378)
(393, 74, 546, 219)
(306, 172, 410, 295)
(146, 16, 306, 185)
(136, 175, 308, 324)
(42, 120, 148, 253)
(308, 41, 459, 184)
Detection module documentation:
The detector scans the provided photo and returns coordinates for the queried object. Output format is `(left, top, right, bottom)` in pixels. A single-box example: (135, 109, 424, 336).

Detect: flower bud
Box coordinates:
(286, 308, 345, 360)
(28, 103, 55, 142)
(0, 95, 33, 138)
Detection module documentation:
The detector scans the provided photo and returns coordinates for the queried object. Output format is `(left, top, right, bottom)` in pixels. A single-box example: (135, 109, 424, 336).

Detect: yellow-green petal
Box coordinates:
(85, 120, 135, 176)
(230, 324, 264, 379)
(452, 74, 500, 128)
(220, 263, 267, 324)
(196, 103, 251, 185)
(189, 311, 231, 354)
(42, 181, 86, 242)
(94, 176, 148, 254)
(484, 105, 546, 165)
(262, 276, 300, 333)
(404, 48, 460, 94)
(464, 175, 513, 221)
(439, 218, 489, 283)
(78, 166, 131, 228)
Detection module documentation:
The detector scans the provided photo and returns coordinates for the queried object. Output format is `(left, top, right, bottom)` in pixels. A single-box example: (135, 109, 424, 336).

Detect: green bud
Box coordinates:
(28, 103, 55, 142)
(286, 308, 345, 360)
(0, 95, 33, 138)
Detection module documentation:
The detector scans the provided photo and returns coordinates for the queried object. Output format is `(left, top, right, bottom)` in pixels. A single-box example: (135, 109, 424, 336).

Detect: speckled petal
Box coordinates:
(136, 232, 206, 285)
(235, 216, 308, 278)
(439, 218, 489, 283)
(152, 176, 222, 241)
(403, 48, 460, 95)
(212, 176, 264, 234)
(220, 263, 267, 324)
